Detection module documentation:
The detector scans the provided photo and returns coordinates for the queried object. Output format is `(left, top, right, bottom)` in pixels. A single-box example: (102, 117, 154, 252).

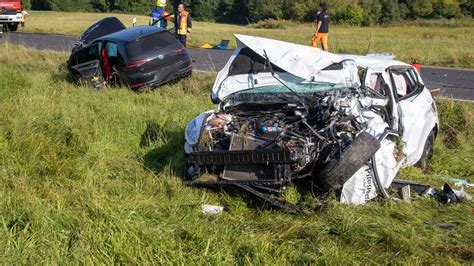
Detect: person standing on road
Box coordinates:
(177, 3, 192, 47)
(311, 2, 330, 51)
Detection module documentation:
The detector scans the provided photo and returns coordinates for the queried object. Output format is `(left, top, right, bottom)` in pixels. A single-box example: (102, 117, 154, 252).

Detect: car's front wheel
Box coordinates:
(317, 132, 381, 190)
(8, 23, 18, 32)
(183, 155, 201, 181)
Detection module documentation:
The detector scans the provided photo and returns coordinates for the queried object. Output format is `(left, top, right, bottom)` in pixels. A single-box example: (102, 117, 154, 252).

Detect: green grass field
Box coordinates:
(19, 11, 474, 68)
(0, 43, 473, 263)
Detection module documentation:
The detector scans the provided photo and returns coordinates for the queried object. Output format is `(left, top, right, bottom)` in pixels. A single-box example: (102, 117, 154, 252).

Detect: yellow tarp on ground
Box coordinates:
(200, 43, 213, 49)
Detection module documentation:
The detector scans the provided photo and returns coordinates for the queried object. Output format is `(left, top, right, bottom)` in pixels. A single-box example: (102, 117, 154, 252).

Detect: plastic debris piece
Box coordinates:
(439, 183, 460, 204)
(453, 186, 472, 201)
(202, 204, 224, 215)
(443, 177, 469, 187)
(401, 185, 411, 202)
(423, 187, 438, 197)
(437, 224, 455, 230)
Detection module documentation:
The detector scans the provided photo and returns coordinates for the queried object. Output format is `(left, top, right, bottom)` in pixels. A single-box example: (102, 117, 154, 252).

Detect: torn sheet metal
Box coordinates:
(341, 109, 403, 205)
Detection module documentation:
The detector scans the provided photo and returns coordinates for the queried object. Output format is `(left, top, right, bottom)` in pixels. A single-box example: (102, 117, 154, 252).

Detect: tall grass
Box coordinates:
(0, 43, 473, 263)
(19, 11, 474, 68)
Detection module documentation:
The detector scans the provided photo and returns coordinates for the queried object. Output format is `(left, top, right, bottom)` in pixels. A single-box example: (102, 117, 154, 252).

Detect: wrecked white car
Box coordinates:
(184, 35, 439, 209)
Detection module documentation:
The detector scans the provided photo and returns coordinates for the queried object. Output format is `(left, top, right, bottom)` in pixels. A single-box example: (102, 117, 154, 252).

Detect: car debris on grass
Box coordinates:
(183, 34, 447, 212)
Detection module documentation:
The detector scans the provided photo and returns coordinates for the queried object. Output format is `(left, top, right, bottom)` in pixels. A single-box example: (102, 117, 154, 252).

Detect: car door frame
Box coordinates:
(386, 65, 439, 166)
(362, 67, 399, 130)
(70, 42, 103, 82)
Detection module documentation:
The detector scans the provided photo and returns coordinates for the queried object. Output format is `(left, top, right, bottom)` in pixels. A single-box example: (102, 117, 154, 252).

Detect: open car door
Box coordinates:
(70, 43, 105, 89)
(388, 66, 438, 165)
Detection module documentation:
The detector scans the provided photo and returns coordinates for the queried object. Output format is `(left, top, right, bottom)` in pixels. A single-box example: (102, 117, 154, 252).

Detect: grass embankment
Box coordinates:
(19, 11, 474, 68)
(0, 43, 473, 263)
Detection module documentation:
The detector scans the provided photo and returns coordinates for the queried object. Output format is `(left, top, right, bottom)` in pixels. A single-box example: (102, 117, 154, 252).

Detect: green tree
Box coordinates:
(379, 0, 401, 23)
(190, 0, 218, 21)
(459, 0, 474, 16)
(246, 0, 284, 22)
(410, 0, 434, 17)
(432, 0, 462, 18)
(360, 0, 382, 25)
(334, 3, 363, 25)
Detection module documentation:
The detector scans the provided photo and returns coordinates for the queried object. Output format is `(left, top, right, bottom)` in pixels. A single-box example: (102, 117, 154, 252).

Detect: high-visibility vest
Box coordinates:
(178, 11, 190, 35)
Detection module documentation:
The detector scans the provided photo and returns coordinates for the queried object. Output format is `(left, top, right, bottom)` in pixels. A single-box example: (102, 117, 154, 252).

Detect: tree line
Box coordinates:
(24, 0, 474, 25)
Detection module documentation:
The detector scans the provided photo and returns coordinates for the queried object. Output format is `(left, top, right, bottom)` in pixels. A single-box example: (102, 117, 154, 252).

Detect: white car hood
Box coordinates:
(235, 34, 344, 78)
(212, 34, 361, 101)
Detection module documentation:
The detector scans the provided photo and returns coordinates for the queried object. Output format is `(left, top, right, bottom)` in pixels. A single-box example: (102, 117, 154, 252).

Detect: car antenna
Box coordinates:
(263, 49, 309, 112)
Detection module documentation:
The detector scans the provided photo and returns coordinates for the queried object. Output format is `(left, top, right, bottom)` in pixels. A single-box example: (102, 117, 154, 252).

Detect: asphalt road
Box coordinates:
(2, 31, 473, 101)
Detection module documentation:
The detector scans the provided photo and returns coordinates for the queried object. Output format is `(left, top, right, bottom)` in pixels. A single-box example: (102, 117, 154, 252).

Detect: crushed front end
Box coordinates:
(184, 86, 372, 197)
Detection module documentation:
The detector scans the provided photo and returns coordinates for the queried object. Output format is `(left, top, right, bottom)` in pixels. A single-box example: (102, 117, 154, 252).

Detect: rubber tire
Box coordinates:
(318, 132, 381, 190)
(416, 129, 435, 170)
(183, 154, 201, 181)
(8, 24, 18, 32)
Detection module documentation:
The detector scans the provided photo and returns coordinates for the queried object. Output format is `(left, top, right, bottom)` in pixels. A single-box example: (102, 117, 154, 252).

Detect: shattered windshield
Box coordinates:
(223, 82, 347, 105)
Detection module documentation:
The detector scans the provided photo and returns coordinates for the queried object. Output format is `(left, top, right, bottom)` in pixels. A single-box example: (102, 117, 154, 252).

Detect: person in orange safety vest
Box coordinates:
(177, 3, 192, 47)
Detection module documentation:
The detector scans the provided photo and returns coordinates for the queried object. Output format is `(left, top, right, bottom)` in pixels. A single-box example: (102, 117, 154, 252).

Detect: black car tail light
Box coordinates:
(173, 47, 185, 53)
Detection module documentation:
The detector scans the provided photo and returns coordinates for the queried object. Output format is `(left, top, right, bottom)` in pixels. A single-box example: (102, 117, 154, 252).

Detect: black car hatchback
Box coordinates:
(67, 17, 192, 90)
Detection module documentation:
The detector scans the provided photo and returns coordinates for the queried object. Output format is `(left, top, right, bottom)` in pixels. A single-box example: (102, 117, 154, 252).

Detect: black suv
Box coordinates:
(67, 17, 192, 90)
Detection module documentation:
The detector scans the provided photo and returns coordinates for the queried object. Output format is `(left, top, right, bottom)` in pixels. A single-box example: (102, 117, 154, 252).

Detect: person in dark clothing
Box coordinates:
(311, 2, 330, 51)
(177, 3, 192, 47)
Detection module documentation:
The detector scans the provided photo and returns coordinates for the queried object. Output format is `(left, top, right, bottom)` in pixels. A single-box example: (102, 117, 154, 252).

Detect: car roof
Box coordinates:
(96, 26, 167, 43)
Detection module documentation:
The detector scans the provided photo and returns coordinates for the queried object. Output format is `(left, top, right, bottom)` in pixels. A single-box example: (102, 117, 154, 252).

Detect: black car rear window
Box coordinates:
(127, 32, 177, 59)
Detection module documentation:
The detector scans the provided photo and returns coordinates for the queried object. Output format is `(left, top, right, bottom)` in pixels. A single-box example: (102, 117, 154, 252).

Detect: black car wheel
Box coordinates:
(110, 71, 125, 88)
(317, 132, 381, 190)
(183, 157, 201, 181)
(416, 129, 436, 170)
(8, 24, 18, 32)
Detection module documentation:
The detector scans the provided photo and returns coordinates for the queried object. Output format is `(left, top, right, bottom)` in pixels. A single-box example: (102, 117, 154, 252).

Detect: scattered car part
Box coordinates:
(67, 17, 192, 91)
(201, 204, 224, 215)
(439, 183, 460, 204)
(443, 177, 471, 187)
(401, 185, 411, 202)
(391, 179, 435, 196)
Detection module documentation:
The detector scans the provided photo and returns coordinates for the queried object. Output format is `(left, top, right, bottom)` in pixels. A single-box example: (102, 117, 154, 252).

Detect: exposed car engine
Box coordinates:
(187, 89, 370, 189)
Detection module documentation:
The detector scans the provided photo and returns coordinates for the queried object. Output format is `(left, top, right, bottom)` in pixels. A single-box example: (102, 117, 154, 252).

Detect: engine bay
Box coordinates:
(189, 89, 368, 186)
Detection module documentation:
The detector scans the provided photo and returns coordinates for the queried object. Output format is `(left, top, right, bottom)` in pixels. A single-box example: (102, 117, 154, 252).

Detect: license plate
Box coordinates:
(0, 16, 9, 19)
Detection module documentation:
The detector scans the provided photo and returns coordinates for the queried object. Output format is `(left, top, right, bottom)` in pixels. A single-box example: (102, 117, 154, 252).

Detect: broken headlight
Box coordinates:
(185, 118, 200, 146)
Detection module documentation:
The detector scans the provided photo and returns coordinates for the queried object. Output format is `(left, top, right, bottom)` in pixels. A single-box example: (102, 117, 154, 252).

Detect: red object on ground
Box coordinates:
(411, 63, 421, 72)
